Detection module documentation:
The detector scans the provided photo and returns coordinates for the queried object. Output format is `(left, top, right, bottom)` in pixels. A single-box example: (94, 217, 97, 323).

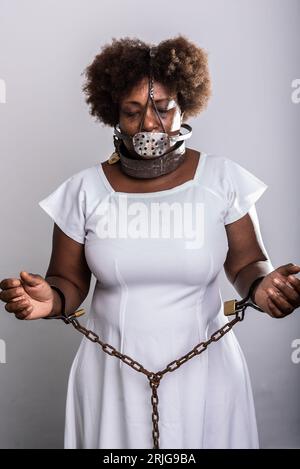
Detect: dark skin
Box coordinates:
(102, 77, 200, 194)
(1, 78, 300, 320)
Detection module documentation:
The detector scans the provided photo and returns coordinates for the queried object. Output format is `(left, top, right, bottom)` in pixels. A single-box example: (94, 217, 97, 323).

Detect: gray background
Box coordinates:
(0, 0, 299, 449)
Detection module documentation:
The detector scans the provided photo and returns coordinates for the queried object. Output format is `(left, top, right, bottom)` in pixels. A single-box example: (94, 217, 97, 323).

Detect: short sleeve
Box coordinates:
(38, 174, 86, 244)
(223, 158, 268, 225)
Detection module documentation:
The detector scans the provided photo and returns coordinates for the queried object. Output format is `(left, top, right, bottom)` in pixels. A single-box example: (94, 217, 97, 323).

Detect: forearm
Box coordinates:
(45, 275, 85, 318)
(233, 260, 274, 301)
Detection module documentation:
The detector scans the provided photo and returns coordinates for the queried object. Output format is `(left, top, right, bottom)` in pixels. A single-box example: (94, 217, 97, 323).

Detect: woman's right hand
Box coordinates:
(0, 271, 55, 320)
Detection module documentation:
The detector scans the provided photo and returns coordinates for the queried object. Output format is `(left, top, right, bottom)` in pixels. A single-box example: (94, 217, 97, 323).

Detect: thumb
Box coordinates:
(276, 263, 300, 277)
(20, 271, 42, 287)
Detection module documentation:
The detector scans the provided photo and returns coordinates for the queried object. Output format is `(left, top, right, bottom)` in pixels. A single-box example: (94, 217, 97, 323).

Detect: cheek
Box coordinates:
(118, 122, 134, 151)
(119, 118, 137, 136)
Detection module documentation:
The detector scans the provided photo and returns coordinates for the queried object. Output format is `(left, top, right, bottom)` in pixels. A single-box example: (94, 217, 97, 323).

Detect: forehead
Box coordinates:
(120, 77, 174, 104)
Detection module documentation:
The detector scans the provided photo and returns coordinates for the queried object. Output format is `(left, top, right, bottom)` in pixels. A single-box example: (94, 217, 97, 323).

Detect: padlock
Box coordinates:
(74, 308, 85, 318)
(223, 300, 237, 316)
(108, 152, 120, 164)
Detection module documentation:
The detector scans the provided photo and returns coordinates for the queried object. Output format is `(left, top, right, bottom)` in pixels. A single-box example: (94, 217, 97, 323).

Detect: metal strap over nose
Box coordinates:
(111, 45, 192, 177)
(137, 73, 167, 136)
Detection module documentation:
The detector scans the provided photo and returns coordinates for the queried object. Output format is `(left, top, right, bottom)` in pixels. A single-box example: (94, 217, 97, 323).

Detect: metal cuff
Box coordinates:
(224, 276, 266, 317)
(43, 285, 69, 324)
(248, 276, 265, 304)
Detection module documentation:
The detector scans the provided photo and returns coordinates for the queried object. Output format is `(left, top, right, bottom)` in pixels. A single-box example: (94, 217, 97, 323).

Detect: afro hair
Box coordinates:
(82, 35, 212, 127)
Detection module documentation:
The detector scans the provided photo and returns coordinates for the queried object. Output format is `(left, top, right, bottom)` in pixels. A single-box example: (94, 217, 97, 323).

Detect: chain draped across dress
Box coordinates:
(38, 153, 268, 449)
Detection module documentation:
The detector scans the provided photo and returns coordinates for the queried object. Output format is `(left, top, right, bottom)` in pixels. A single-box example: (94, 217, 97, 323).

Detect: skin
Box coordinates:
(1, 78, 300, 320)
(102, 77, 201, 194)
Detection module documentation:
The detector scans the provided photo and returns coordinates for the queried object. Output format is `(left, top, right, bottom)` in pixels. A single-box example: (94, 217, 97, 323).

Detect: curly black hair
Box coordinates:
(82, 35, 212, 127)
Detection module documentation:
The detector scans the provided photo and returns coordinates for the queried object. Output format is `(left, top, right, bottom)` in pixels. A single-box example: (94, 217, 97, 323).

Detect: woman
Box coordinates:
(1, 35, 300, 449)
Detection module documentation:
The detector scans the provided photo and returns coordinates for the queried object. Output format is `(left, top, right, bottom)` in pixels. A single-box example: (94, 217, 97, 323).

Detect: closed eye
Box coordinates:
(123, 111, 140, 117)
(157, 109, 168, 116)
(123, 109, 169, 118)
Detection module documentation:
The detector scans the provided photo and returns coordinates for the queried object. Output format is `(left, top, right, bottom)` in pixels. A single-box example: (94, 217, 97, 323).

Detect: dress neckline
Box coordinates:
(96, 152, 207, 198)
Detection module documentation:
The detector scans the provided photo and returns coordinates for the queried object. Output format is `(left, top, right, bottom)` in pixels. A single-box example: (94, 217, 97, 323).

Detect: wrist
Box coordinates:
(233, 260, 274, 300)
(44, 285, 66, 319)
(249, 276, 265, 303)
(50, 287, 63, 317)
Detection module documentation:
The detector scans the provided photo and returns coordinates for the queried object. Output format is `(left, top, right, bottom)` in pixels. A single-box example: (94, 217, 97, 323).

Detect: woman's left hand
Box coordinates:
(253, 263, 300, 318)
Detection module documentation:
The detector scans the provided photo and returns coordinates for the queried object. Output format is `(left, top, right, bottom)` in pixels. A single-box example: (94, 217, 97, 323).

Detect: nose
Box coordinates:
(140, 104, 163, 132)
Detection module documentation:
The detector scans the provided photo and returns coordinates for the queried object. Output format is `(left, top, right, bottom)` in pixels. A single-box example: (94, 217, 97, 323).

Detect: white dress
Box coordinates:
(38, 152, 268, 449)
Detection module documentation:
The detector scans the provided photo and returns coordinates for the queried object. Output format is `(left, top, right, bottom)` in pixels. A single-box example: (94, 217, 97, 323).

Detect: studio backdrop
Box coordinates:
(0, 0, 299, 448)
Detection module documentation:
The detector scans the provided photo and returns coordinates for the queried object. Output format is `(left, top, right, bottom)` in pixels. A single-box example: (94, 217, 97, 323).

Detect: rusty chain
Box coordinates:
(58, 301, 252, 449)
(45, 276, 264, 449)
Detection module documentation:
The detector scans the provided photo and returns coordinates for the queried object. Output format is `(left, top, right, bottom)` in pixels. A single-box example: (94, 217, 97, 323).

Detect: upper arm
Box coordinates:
(224, 205, 270, 284)
(45, 223, 91, 297)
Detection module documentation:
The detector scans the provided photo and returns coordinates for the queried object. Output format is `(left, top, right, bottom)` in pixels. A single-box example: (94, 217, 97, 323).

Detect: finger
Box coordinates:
(276, 263, 300, 276)
(15, 309, 32, 320)
(267, 288, 294, 316)
(10, 296, 26, 303)
(15, 313, 26, 320)
(15, 303, 33, 319)
(4, 298, 31, 314)
(266, 297, 284, 318)
(0, 278, 21, 290)
(0, 286, 26, 303)
(273, 271, 300, 293)
(272, 277, 300, 307)
(287, 275, 300, 295)
(19, 271, 41, 287)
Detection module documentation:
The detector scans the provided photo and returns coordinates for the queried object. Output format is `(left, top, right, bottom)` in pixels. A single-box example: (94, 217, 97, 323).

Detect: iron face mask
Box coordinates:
(111, 72, 193, 179)
(113, 74, 192, 159)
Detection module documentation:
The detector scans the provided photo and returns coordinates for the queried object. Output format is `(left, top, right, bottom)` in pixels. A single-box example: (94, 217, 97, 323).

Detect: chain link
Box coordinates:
(64, 308, 245, 449)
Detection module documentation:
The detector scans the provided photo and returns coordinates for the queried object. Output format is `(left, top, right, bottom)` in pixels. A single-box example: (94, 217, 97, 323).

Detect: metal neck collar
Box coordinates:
(110, 138, 187, 179)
